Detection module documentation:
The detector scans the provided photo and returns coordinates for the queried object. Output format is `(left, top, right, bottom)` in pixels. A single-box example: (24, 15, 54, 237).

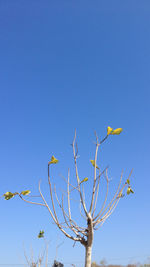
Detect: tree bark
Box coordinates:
(84, 245, 92, 267)
(84, 213, 93, 267)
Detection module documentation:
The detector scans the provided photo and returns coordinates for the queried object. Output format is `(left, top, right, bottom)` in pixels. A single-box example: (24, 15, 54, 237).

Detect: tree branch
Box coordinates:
(89, 133, 99, 213)
(72, 130, 88, 217)
(39, 181, 83, 242)
(92, 167, 109, 217)
(93, 170, 123, 222)
(18, 194, 46, 207)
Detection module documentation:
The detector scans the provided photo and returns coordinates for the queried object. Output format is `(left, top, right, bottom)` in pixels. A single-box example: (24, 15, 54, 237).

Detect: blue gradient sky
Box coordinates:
(0, 1, 150, 266)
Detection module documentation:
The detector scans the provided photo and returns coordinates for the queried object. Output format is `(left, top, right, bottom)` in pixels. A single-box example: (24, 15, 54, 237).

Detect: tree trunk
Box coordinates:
(84, 245, 92, 267)
(84, 213, 93, 267)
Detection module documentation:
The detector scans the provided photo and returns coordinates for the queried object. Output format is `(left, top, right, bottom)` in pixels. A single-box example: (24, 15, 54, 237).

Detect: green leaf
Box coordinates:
(3, 192, 15, 200)
(48, 155, 59, 165)
(21, 190, 31, 196)
(38, 230, 44, 238)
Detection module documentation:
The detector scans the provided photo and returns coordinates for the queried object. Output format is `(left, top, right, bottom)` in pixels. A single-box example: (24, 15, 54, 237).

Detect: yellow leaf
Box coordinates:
(130, 188, 134, 194)
(107, 126, 113, 135)
(38, 230, 44, 238)
(111, 128, 123, 135)
(21, 190, 31, 196)
(80, 177, 88, 184)
(127, 186, 134, 195)
(90, 160, 99, 169)
(48, 155, 59, 165)
(3, 192, 15, 200)
(126, 179, 130, 185)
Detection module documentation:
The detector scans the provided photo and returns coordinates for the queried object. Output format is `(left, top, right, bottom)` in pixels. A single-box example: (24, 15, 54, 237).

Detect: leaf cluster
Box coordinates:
(2, 190, 31, 200)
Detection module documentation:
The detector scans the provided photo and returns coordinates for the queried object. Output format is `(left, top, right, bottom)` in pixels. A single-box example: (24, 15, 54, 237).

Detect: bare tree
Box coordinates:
(2, 127, 134, 267)
(23, 242, 48, 267)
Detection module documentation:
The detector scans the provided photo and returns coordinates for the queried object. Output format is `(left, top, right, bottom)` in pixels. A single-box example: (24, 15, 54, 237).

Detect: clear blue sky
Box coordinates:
(0, 1, 150, 266)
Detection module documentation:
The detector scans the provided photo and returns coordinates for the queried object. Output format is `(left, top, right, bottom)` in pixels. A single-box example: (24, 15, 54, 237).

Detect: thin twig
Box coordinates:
(93, 168, 109, 219)
(93, 170, 123, 221)
(89, 133, 99, 213)
(54, 184, 86, 234)
(48, 164, 59, 223)
(59, 174, 78, 192)
(72, 130, 88, 217)
(94, 181, 127, 227)
(19, 195, 46, 207)
(39, 181, 83, 242)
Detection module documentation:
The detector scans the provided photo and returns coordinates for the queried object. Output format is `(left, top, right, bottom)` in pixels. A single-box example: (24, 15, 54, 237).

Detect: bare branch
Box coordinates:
(39, 180, 59, 225)
(67, 169, 75, 230)
(23, 244, 30, 266)
(94, 181, 127, 227)
(61, 193, 76, 231)
(92, 168, 104, 217)
(62, 193, 81, 238)
(55, 241, 64, 261)
(99, 134, 109, 145)
(47, 164, 86, 240)
(48, 164, 59, 223)
(79, 199, 87, 220)
(92, 168, 109, 219)
(93, 170, 123, 222)
(53, 194, 72, 229)
(18, 194, 46, 207)
(60, 174, 78, 192)
(80, 184, 87, 220)
(53, 184, 70, 228)
(95, 186, 126, 229)
(89, 133, 99, 213)
(53, 182, 87, 236)
(100, 169, 133, 223)
(39, 180, 79, 241)
(72, 130, 88, 217)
